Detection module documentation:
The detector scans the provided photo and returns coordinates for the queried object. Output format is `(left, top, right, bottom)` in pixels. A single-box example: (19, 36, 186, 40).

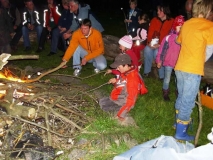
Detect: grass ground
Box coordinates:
(6, 10, 213, 159)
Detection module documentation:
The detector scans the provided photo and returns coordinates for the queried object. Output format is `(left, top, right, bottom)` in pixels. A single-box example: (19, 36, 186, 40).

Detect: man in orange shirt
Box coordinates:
(174, 0, 213, 141)
(62, 18, 107, 76)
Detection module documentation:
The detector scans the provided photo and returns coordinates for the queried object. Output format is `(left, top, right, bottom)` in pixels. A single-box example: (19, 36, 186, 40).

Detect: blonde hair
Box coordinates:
(192, 0, 213, 18)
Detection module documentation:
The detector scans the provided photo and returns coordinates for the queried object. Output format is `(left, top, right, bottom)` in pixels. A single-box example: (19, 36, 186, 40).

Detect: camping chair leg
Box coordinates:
(194, 91, 203, 147)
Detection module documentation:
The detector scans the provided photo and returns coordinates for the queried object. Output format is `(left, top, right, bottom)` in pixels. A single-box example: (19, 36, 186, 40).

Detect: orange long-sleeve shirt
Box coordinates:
(63, 28, 104, 62)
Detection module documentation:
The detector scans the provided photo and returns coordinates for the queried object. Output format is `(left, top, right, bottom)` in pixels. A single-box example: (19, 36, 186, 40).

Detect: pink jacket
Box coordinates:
(156, 33, 181, 68)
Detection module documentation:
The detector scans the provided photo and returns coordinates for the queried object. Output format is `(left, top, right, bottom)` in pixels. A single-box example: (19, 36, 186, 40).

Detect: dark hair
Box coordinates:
(80, 18, 92, 28)
(129, 0, 137, 5)
(157, 4, 172, 19)
(139, 13, 150, 23)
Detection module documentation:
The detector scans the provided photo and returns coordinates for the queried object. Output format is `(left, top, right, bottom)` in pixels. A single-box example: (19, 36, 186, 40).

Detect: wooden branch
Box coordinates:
(45, 108, 52, 146)
(43, 103, 82, 130)
(8, 55, 39, 60)
(5, 115, 72, 138)
(25, 61, 67, 83)
(195, 92, 203, 146)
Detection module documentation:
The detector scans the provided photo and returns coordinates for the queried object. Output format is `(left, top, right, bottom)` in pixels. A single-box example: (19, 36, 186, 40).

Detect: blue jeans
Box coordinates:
(175, 70, 201, 121)
(73, 45, 107, 70)
(22, 25, 43, 47)
(143, 45, 164, 79)
(162, 66, 173, 90)
(51, 28, 66, 53)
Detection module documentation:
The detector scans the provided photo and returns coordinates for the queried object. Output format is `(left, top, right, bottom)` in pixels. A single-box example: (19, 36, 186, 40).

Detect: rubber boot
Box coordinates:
(162, 89, 170, 101)
(174, 120, 194, 141)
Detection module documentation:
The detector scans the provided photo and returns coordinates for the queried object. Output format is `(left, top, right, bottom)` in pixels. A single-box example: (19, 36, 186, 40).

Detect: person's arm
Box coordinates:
(156, 36, 167, 64)
(62, 30, 79, 62)
(14, 8, 21, 27)
(205, 45, 213, 62)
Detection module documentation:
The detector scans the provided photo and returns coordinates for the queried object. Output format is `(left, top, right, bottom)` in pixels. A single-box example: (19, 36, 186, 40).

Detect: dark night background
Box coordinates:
(9, 0, 186, 18)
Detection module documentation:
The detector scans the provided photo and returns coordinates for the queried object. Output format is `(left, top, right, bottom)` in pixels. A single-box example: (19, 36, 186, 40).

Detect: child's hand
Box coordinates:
(157, 63, 162, 68)
(104, 69, 112, 76)
(108, 78, 117, 84)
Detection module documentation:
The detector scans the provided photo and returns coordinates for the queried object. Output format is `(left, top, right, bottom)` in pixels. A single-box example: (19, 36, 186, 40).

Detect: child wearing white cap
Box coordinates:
(105, 35, 139, 77)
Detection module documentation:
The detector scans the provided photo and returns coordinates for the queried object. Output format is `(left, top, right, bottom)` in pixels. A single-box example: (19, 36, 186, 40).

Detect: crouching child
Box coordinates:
(99, 53, 147, 122)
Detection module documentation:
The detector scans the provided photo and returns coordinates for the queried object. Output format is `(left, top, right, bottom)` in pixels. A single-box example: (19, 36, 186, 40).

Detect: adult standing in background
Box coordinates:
(143, 4, 174, 79)
(0, 0, 22, 51)
(179, 0, 194, 20)
(22, 0, 43, 52)
(63, 0, 104, 41)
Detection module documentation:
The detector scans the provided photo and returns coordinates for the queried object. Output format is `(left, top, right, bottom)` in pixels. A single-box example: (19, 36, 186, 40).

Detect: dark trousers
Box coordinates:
(10, 25, 22, 46)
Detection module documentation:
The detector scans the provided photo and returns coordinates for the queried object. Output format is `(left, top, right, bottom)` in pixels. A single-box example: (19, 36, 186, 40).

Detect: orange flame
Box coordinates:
(0, 68, 25, 82)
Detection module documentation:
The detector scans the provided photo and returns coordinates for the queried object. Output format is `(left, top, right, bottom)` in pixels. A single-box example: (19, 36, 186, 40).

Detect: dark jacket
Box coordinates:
(1, 3, 21, 27)
(0, 8, 13, 46)
(22, 7, 42, 27)
(58, 9, 72, 30)
(126, 7, 141, 36)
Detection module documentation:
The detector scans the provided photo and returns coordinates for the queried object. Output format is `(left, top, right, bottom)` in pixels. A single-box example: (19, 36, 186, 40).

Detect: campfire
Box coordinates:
(0, 63, 94, 159)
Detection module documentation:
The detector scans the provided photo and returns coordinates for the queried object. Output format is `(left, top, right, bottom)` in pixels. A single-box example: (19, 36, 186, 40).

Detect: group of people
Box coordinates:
(1, 0, 213, 143)
(100, 0, 213, 143)
(0, 0, 104, 56)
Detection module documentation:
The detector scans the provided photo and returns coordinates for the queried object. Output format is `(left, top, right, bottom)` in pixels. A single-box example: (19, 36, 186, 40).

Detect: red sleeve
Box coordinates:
(111, 69, 121, 76)
(147, 18, 158, 44)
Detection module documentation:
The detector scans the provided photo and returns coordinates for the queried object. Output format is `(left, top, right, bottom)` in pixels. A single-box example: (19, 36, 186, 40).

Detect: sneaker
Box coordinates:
(94, 68, 100, 74)
(73, 68, 81, 76)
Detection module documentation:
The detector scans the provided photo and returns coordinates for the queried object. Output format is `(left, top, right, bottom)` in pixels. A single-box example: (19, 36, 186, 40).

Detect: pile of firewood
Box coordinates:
(0, 78, 97, 159)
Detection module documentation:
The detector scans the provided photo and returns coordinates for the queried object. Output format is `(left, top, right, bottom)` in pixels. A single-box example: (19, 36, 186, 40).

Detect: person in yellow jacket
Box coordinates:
(174, 0, 213, 141)
(62, 18, 107, 76)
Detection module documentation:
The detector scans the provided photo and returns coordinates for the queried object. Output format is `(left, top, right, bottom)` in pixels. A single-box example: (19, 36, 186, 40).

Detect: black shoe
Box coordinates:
(24, 46, 31, 52)
(36, 47, 43, 53)
(47, 52, 56, 56)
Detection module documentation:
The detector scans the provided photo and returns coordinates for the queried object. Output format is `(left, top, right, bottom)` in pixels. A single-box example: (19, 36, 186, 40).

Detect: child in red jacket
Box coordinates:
(100, 53, 147, 122)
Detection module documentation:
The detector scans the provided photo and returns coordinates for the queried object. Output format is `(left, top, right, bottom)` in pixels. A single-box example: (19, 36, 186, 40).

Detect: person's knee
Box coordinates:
(97, 62, 107, 70)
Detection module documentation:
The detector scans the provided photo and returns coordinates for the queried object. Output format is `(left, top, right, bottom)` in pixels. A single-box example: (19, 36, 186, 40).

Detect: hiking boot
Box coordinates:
(94, 68, 100, 74)
(162, 89, 170, 101)
(73, 68, 81, 76)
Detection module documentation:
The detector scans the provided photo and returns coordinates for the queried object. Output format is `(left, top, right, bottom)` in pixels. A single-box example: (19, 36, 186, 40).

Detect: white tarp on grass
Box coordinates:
(113, 135, 213, 160)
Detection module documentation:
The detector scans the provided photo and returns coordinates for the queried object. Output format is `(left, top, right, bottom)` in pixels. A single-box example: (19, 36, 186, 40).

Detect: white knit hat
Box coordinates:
(118, 35, 133, 49)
